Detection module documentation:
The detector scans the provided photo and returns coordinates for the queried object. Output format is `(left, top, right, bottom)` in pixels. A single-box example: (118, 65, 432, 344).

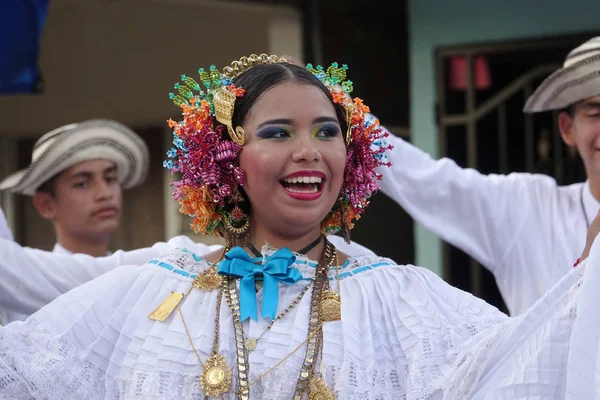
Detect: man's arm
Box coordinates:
(379, 133, 551, 273)
(0, 234, 219, 324)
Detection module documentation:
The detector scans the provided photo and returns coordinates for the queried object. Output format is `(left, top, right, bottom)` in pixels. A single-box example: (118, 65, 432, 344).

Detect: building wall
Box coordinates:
(0, 0, 302, 249)
(0, 0, 301, 136)
(408, 0, 600, 275)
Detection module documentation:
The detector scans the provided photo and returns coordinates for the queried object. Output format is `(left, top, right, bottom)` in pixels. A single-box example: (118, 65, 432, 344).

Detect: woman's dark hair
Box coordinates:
(231, 63, 348, 137)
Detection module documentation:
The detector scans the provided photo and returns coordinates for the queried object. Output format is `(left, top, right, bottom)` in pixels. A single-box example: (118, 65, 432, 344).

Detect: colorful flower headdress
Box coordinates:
(165, 53, 391, 241)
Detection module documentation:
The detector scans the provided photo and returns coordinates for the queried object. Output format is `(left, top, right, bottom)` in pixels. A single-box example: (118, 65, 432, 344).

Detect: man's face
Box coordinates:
(34, 159, 122, 239)
(559, 96, 600, 176)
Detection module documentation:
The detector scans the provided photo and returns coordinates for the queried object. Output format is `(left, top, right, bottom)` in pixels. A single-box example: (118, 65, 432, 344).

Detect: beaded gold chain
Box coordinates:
(224, 240, 335, 399)
(244, 280, 313, 352)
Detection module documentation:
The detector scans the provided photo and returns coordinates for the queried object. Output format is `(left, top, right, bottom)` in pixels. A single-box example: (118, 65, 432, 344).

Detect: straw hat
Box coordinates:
(524, 37, 600, 113)
(0, 119, 149, 195)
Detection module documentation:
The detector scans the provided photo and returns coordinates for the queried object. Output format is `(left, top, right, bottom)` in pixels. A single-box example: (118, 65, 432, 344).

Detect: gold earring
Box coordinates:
(224, 204, 249, 246)
(225, 205, 249, 235)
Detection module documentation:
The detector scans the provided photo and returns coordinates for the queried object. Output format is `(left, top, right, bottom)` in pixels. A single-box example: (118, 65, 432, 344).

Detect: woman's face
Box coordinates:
(238, 81, 347, 236)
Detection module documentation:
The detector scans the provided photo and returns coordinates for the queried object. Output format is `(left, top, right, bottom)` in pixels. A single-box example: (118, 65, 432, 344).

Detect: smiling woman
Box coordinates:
(3, 54, 600, 400)
(238, 80, 347, 249)
(164, 59, 384, 253)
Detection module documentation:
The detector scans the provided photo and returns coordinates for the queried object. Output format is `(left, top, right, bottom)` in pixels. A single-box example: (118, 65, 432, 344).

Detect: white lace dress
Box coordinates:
(0, 239, 598, 399)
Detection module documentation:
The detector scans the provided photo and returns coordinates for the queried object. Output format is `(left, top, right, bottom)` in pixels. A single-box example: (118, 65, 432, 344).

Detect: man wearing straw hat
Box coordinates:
(0, 119, 150, 256)
(378, 36, 600, 315)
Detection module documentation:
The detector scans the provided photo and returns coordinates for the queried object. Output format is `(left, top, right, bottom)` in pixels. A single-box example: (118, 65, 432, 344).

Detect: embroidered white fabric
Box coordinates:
(0, 242, 597, 399)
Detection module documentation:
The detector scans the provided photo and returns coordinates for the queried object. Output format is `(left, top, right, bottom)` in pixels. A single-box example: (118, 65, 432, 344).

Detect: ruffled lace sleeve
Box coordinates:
(324, 257, 508, 399)
(0, 265, 148, 398)
(0, 243, 216, 400)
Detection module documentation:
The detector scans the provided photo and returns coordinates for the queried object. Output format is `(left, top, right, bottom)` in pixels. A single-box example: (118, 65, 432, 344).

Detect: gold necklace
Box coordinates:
(239, 320, 326, 397)
(308, 249, 342, 400)
(178, 241, 337, 398)
(178, 286, 232, 397)
(193, 247, 229, 291)
(307, 323, 335, 400)
(154, 244, 327, 397)
(320, 250, 342, 322)
(226, 240, 335, 399)
(294, 240, 335, 398)
(176, 248, 234, 397)
(245, 280, 313, 352)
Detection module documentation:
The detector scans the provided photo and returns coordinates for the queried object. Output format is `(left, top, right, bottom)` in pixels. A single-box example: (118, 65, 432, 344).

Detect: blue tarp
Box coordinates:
(0, 0, 49, 93)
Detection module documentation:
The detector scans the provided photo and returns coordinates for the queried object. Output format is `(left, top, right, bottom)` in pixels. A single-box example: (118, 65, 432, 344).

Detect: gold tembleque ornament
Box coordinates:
(319, 290, 341, 322)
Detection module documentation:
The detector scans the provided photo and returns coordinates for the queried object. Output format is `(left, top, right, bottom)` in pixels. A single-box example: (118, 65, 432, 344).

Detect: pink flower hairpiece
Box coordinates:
(164, 58, 391, 239)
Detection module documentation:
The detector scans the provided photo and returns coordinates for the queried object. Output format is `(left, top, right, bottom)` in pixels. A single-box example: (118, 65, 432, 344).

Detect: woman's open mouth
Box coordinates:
(280, 173, 325, 200)
(280, 176, 322, 193)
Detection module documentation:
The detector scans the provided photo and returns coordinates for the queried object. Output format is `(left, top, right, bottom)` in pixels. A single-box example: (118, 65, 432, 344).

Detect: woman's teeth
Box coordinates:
(280, 176, 322, 193)
(281, 176, 322, 184)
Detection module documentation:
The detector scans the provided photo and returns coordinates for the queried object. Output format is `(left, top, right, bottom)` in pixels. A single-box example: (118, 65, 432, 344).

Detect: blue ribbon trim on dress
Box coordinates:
(217, 246, 301, 321)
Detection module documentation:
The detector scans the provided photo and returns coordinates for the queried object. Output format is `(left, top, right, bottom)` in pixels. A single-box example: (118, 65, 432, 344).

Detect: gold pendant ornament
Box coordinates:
(200, 354, 232, 397)
(148, 292, 185, 321)
(308, 377, 335, 400)
(245, 337, 258, 352)
(319, 290, 341, 322)
(192, 268, 222, 291)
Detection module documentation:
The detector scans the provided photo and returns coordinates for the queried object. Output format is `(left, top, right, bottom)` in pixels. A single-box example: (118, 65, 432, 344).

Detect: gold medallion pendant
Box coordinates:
(319, 290, 341, 322)
(193, 268, 222, 291)
(200, 354, 232, 396)
(308, 377, 335, 400)
(245, 338, 258, 352)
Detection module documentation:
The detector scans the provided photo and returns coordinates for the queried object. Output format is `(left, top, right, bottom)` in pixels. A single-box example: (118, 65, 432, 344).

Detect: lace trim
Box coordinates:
(0, 298, 504, 400)
(0, 319, 105, 399)
(0, 321, 444, 399)
(148, 247, 394, 281)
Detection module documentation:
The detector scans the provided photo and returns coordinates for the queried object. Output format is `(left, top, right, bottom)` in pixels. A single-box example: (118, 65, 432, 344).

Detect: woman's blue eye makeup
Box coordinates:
(256, 127, 294, 139)
(312, 124, 341, 138)
(255, 123, 341, 140)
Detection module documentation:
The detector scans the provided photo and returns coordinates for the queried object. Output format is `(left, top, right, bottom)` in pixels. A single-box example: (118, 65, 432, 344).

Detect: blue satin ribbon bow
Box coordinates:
(217, 246, 302, 321)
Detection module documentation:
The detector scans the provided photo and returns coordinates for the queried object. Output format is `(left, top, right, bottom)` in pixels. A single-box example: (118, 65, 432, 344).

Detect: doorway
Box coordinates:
(435, 33, 597, 311)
